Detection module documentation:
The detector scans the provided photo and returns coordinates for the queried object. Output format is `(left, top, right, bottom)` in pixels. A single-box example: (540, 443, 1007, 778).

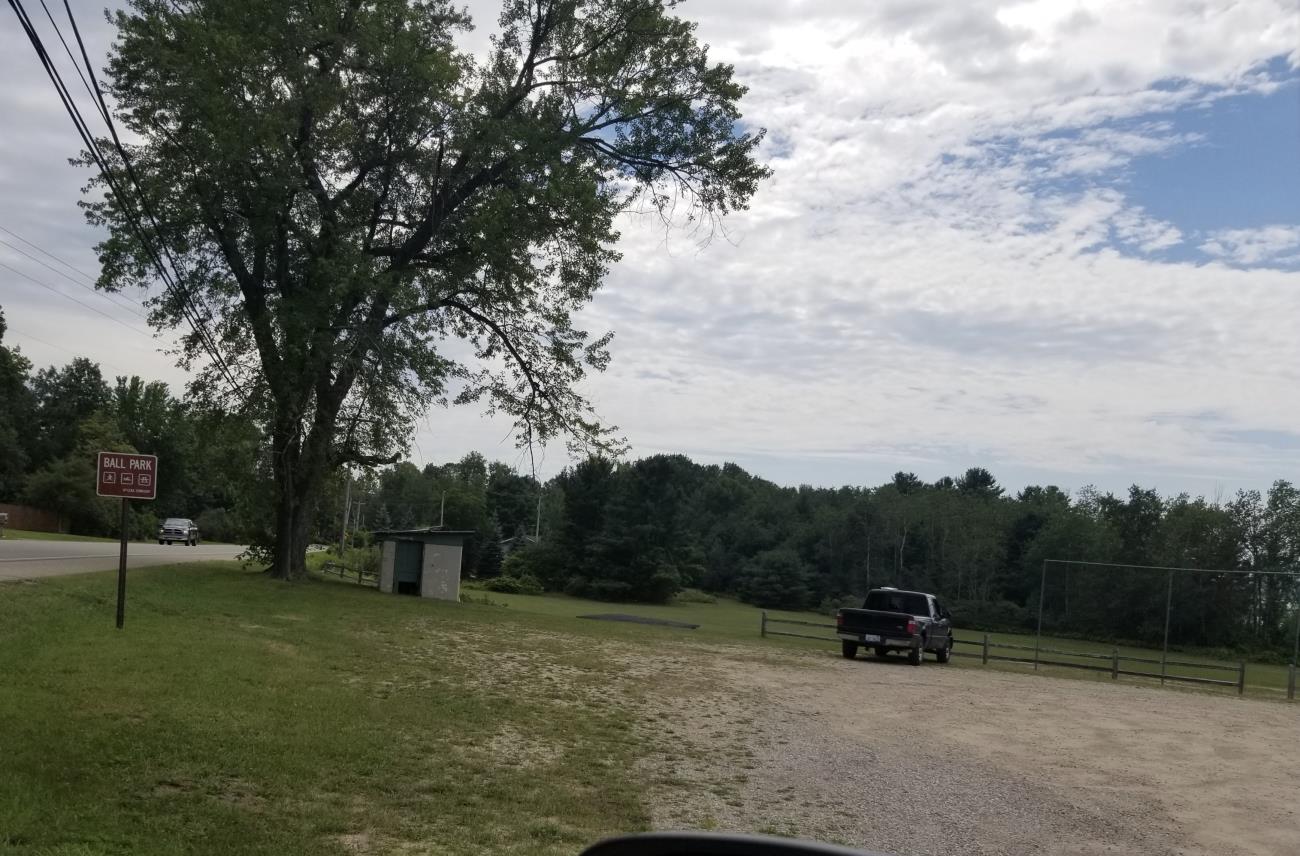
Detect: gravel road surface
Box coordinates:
(642, 647, 1300, 856)
(0, 538, 245, 581)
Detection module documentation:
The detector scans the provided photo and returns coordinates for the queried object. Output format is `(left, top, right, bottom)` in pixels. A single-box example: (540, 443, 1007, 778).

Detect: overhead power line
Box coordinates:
(0, 258, 153, 337)
(0, 234, 148, 319)
(6, 0, 248, 402)
(5, 324, 135, 375)
(0, 223, 101, 286)
(36, 0, 107, 125)
(56, 0, 246, 400)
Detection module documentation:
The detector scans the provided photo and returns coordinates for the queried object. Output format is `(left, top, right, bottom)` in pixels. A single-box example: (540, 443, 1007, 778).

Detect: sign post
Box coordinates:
(96, 451, 158, 629)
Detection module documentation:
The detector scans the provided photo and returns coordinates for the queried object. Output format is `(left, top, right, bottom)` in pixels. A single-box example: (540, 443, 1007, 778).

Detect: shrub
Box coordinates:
(566, 564, 680, 604)
(502, 541, 570, 590)
(580, 579, 634, 601)
(674, 588, 717, 605)
(737, 548, 812, 610)
(195, 507, 238, 543)
(482, 573, 543, 596)
(500, 551, 532, 580)
(459, 592, 508, 607)
(947, 598, 1033, 633)
(130, 509, 160, 541)
(818, 594, 861, 616)
(355, 546, 379, 579)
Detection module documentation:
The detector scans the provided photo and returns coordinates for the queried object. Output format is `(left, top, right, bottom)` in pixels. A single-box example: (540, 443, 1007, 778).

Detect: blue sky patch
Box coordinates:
(1125, 76, 1300, 237)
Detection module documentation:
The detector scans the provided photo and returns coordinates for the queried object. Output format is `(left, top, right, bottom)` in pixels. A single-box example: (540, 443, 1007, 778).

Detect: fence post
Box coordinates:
(1034, 560, 1047, 671)
(1111, 648, 1119, 680)
(761, 610, 767, 638)
(982, 633, 989, 665)
(1237, 661, 1246, 696)
(1289, 663, 1296, 702)
(1159, 569, 1173, 687)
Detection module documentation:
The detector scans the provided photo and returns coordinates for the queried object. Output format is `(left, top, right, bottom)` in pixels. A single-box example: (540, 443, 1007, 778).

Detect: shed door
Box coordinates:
(394, 540, 423, 595)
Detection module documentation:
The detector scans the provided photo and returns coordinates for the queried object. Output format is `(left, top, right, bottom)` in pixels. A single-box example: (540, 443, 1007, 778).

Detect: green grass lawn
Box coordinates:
(3, 565, 1292, 855)
(0, 528, 119, 542)
(461, 584, 824, 647)
(0, 564, 659, 856)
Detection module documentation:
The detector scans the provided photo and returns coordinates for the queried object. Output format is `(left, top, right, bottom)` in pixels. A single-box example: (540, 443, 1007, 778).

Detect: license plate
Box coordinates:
(861, 634, 880, 643)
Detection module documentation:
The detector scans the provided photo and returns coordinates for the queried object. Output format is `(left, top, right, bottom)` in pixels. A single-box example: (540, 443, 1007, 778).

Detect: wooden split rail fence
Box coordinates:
(758, 611, 1294, 699)
(321, 560, 379, 587)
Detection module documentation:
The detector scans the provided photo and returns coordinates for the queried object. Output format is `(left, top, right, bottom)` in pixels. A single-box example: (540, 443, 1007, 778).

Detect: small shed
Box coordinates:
(374, 528, 474, 602)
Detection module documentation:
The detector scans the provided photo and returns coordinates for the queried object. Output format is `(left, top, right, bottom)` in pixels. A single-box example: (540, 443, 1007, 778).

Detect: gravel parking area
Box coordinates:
(641, 648, 1300, 856)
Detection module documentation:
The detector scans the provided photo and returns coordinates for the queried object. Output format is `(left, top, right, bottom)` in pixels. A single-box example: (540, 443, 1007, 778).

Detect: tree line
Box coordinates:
(0, 309, 260, 540)
(352, 448, 1299, 655)
(6, 311, 1297, 656)
(490, 456, 1300, 656)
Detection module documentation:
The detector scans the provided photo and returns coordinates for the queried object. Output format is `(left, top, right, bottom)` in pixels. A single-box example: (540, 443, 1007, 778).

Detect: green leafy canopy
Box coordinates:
(84, 0, 770, 463)
(80, 0, 770, 575)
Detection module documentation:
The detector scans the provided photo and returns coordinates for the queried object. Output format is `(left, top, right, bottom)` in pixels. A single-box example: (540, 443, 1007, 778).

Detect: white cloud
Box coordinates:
(1111, 207, 1184, 253)
(1200, 225, 1300, 266)
(2, 0, 1299, 497)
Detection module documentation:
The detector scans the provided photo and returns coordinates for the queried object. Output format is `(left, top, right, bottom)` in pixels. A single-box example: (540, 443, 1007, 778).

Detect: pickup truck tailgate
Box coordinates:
(837, 608, 914, 636)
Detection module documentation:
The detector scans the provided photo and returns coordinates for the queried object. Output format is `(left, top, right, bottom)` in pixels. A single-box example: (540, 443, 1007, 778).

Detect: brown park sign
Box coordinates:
(96, 451, 158, 501)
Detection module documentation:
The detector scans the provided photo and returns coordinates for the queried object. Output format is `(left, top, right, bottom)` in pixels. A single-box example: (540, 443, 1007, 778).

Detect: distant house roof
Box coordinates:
(373, 527, 476, 542)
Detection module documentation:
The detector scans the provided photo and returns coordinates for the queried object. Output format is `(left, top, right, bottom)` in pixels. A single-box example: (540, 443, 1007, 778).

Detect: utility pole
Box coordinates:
(338, 472, 352, 556)
(439, 492, 445, 528)
(534, 491, 542, 539)
(864, 533, 871, 591)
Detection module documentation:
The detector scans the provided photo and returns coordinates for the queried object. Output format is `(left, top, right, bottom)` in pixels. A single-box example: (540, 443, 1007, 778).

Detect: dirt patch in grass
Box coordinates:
(334, 831, 373, 853)
(481, 724, 566, 769)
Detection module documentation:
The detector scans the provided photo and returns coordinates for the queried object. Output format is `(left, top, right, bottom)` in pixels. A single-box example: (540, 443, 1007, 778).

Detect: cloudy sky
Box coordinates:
(1, 0, 1297, 497)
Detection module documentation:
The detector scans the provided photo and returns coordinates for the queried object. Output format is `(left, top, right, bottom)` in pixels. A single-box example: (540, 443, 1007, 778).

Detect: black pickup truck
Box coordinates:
(836, 588, 954, 665)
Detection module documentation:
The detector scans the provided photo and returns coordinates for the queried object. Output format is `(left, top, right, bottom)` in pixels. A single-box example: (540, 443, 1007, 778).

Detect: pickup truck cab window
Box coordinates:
(862, 590, 929, 617)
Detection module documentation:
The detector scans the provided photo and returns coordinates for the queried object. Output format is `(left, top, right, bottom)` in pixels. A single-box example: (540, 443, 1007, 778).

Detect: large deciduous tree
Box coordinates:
(85, 0, 769, 578)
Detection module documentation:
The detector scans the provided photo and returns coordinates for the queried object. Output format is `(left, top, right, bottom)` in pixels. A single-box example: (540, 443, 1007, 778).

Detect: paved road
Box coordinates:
(0, 539, 246, 581)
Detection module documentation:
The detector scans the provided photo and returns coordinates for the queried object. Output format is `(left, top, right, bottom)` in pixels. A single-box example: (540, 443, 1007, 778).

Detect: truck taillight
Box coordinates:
(835, 612, 844, 627)
(906, 619, 918, 635)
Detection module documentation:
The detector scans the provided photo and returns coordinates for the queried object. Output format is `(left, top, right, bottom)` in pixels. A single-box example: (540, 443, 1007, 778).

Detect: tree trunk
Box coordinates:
(268, 417, 319, 580)
(270, 480, 314, 580)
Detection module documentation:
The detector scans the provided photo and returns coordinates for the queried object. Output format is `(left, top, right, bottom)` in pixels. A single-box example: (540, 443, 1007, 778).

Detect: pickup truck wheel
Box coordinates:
(936, 637, 953, 664)
(908, 645, 923, 666)
(158, 539, 164, 545)
(874, 647, 888, 658)
(840, 641, 859, 659)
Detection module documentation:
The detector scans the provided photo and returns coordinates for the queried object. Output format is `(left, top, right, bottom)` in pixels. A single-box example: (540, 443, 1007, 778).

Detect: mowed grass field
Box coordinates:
(0, 564, 668, 856)
(2, 564, 1293, 855)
